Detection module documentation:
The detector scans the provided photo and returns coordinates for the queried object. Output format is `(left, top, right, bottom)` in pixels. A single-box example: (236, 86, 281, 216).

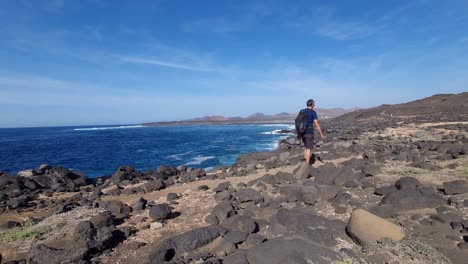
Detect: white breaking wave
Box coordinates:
(185, 155, 215, 166)
(167, 151, 193, 161)
(259, 124, 295, 129)
(259, 129, 282, 135)
(259, 129, 294, 135)
(74, 125, 144, 131)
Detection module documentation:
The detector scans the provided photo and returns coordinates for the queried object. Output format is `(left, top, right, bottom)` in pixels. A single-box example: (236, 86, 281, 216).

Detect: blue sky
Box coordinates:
(0, 0, 467, 127)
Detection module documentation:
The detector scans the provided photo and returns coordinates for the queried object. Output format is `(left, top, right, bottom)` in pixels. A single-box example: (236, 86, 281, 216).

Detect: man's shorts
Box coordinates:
(302, 133, 315, 149)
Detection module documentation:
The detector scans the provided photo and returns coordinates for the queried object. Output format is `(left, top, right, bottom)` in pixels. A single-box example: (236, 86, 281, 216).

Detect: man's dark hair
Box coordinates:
(306, 99, 315, 107)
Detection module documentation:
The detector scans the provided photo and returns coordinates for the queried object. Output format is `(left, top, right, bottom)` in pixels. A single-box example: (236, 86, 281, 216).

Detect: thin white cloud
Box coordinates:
(0, 74, 161, 108)
(118, 56, 213, 72)
(182, 2, 275, 34)
(315, 20, 382, 40)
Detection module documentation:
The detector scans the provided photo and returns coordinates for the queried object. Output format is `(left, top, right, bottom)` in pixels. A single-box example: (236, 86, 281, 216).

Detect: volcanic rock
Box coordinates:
(147, 226, 226, 263)
(28, 244, 87, 264)
(224, 253, 249, 264)
(221, 215, 257, 234)
(235, 188, 264, 204)
(346, 209, 405, 246)
(293, 163, 312, 180)
(443, 180, 468, 195)
(131, 197, 148, 211)
(90, 211, 115, 228)
(245, 238, 341, 264)
(211, 201, 236, 222)
(395, 177, 421, 190)
(166, 193, 179, 201)
(379, 188, 446, 214)
(273, 208, 346, 247)
(149, 203, 172, 222)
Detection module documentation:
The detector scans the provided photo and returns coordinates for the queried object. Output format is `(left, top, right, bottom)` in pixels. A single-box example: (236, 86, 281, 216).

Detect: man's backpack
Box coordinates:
(295, 109, 309, 136)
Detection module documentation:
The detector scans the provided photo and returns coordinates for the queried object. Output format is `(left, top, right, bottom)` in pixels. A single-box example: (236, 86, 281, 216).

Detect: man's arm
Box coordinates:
(314, 119, 326, 140)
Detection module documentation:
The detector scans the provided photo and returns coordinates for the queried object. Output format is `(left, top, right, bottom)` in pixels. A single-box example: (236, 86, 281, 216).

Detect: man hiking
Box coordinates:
(295, 99, 326, 164)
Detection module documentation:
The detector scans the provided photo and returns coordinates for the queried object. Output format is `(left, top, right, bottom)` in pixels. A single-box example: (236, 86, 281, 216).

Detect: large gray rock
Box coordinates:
(224, 253, 249, 264)
(293, 163, 312, 180)
(110, 166, 142, 184)
(280, 183, 341, 204)
(90, 211, 115, 228)
(28, 244, 87, 264)
(395, 177, 420, 190)
(245, 238, 341, 264)
(142, 179, 165, 192)
(72, 221, 115, 251)
(147, 226, 226, 263)
(221, 215, 257, 234)
(380, 188, 446, 213)
(235, 188, 264, 204)
(102, 200, 132, 216)
(273, 208, 346, 247)
(211, 201, 236, 222)
(443, 180, 468, 195)
(149, 203, 172, 221)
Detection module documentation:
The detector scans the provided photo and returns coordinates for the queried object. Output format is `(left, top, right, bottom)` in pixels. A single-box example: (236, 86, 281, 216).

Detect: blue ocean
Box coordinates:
(0, 124, 294, 177)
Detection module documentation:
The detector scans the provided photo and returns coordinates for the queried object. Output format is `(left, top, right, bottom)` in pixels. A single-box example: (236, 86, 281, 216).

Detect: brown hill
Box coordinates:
(333, 92, 468, 125)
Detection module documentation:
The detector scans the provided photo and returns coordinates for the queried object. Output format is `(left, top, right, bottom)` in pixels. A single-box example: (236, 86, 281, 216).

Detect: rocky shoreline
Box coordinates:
(1, 95, 468, 264)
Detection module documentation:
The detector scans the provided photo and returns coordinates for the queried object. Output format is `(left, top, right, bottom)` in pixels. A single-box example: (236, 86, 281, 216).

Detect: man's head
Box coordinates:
(306, 99, 315, 109)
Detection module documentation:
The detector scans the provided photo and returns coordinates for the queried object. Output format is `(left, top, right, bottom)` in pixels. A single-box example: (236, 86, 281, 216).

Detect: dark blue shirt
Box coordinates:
(303, 108, 318, 134)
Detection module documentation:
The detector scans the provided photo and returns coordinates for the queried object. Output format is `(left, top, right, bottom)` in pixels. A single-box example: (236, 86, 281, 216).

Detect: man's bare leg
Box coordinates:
(304, 148, 311, 164)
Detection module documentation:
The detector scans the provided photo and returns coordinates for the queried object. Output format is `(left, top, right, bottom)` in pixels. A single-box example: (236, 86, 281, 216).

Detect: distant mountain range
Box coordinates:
(142, 108, 359, 126)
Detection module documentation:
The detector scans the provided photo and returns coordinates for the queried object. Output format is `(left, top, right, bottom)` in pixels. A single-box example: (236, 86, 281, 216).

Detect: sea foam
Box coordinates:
(185, 155, 215, 165)
(73, 125, 144, 131)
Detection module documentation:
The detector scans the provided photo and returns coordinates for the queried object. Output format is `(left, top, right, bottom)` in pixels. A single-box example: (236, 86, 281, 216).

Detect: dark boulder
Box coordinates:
(142, 179, 165, 192)
(374, 185, 396, 196)
(23, 179, 39, 190)
(214, 190, 232, 201)
(213, 182, 231, 193)
(245, 233, 267, 247)
(6, 196, 28, 209)
(223, 230, 248, 244)
(197, 185, 210, 191)
(0, 221, 21, 230)
(443, 180, 468, 195)
(380, 188, 446, 214)
(395, 177, 420, 190)
(102, 200, 132, 216)
(131, 197, 148, 211)
(157, 165, 178, 177)
(90, 211, 115, 228)
(166, 193, 179, 201)
(28, 244, 87, 264)
(110, 166, 142, 185)
(224, 253, 249, 264)
(147, 226, 226, 263)
(279, 185, 303, 203)
(211, 201, 236, 222)
(72, 221, 116, 253)
(245, 238, 341, 264)
(221, 215, 257, 234)
(149, 203, 172, 222)
(273, 208, 346, 247)
(235, 188, 264, 204)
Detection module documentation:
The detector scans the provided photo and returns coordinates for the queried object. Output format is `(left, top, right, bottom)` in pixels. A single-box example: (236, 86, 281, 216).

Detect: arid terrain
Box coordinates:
(1, 93, 468, 264)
